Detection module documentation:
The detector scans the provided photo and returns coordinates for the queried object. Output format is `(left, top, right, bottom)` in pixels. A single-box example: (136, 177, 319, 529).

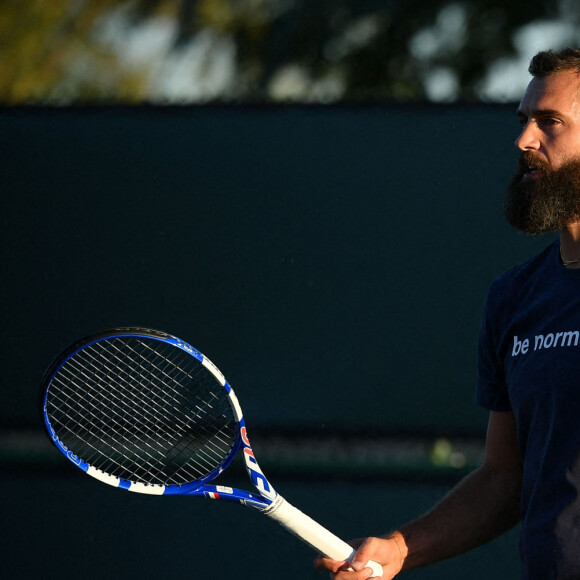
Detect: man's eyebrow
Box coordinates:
(516, 108, 561, 118)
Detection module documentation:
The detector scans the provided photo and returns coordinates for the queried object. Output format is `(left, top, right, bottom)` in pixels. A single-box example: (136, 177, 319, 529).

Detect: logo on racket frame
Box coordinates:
(45, 416, 83, 467)
(240, 426, 276, 501)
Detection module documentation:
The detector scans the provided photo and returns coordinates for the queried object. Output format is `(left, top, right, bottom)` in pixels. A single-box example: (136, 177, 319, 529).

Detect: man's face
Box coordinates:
(504, 69, 580, 234)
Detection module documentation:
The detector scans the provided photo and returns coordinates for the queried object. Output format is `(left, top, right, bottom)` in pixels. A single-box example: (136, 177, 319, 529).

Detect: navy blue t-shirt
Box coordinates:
(477, 240, 580, 579)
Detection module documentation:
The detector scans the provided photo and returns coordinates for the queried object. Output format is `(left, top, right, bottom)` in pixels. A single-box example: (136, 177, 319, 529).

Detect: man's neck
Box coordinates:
(559, 224, 580, 268)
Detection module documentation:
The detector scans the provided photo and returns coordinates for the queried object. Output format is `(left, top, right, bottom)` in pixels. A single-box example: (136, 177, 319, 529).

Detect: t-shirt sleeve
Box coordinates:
(475, 283, 512, 412)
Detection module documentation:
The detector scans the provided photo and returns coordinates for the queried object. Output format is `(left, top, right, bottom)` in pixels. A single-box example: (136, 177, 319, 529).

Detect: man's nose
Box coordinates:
(515, 121, 540, 151)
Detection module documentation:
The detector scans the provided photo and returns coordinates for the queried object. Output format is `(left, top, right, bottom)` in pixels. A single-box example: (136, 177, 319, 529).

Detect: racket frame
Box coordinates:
(41, 327, 274, 508)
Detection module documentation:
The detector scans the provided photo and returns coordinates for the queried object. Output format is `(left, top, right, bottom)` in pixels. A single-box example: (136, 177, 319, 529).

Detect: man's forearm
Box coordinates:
(396, 462, 522, 570)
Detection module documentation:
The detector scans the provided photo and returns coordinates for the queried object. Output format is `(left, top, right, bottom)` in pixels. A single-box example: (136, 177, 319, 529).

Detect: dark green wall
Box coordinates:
(2, 104, 549, 434)
(4, 474, 521, 579)
(3, 104, 540, 579)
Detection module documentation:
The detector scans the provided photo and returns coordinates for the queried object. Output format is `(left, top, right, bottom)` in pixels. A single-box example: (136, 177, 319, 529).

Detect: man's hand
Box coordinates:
(314, 534, 407, 579)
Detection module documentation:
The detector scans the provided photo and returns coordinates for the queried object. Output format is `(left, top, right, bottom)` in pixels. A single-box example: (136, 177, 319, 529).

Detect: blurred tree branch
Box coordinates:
(0, 0, 574, 104)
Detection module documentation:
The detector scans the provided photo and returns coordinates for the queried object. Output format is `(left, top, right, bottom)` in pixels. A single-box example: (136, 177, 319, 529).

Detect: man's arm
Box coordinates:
(316, 410, 523, 579)
(395, 410, 522, 569)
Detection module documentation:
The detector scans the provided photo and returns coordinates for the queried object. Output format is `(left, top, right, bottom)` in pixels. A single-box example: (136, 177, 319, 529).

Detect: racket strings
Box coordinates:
(46, 337, 238, 486)
(51, 341, 233, 482)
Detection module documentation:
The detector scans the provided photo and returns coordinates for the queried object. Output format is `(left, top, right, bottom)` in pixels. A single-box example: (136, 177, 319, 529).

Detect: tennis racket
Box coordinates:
(41, 327, 383, 577)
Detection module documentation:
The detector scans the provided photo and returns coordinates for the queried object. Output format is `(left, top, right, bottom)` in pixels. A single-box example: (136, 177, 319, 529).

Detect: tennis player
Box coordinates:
(316, 47, 580, 579)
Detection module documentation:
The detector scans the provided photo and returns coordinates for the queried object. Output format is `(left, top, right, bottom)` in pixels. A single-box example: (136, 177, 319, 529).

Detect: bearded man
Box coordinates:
(315, 48, 580, 580)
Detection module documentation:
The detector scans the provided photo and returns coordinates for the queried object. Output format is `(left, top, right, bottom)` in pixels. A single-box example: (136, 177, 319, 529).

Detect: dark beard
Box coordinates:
(503, 153, 580, 234)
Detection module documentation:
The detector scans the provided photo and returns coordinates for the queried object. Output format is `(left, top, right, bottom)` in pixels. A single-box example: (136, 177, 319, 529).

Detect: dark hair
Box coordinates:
(529, 48, 580, 77)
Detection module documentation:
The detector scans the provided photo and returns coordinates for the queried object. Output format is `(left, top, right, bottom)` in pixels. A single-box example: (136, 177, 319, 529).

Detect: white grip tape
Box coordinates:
(264, 496, 383, 578)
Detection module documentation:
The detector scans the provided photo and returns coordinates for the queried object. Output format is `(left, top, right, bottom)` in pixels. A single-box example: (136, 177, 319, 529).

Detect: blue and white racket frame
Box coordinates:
(41, 327, 383, 577)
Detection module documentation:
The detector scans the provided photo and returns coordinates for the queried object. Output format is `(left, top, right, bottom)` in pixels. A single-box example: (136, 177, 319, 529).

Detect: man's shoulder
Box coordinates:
(484, 240, 558, 313)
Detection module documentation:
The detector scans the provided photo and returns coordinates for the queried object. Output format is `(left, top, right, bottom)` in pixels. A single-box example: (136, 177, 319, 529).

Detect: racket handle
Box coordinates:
(263, 496, 383, 578)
